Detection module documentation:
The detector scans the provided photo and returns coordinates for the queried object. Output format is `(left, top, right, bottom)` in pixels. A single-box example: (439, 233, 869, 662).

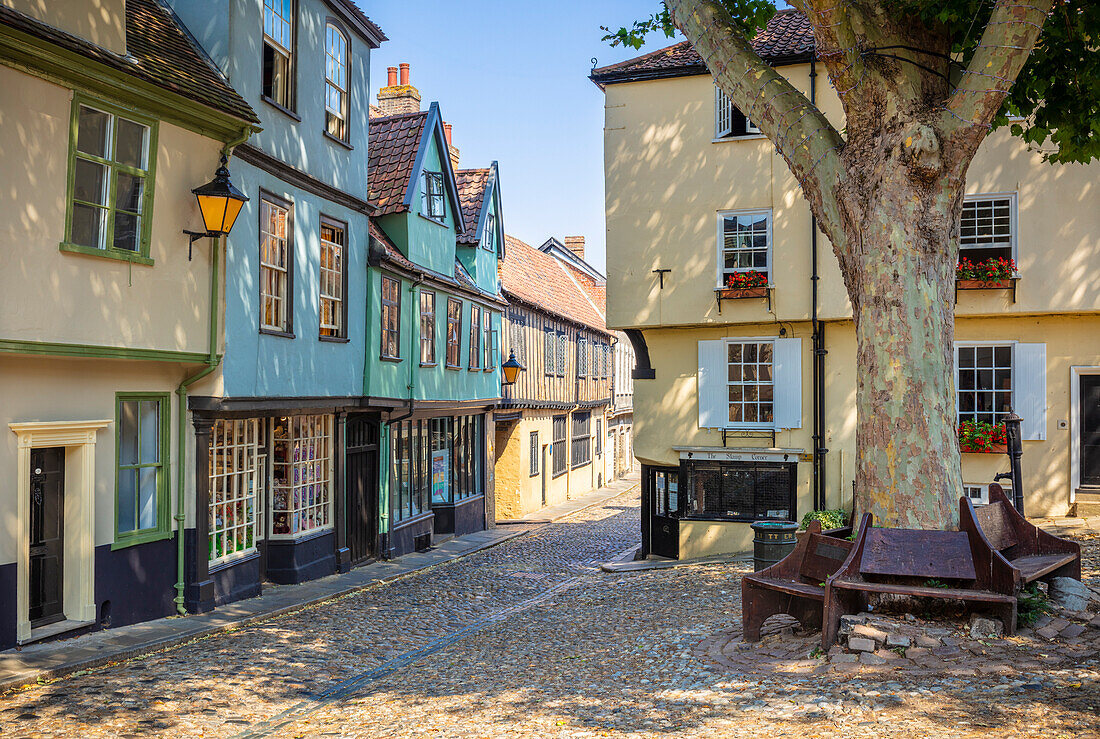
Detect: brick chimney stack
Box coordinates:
(443, 122, 460, 169)
(564, 236, 586, 260)
(378, 62, 421, 116)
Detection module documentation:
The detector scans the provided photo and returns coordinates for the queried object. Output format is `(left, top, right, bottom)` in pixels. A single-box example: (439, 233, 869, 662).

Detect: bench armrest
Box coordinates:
(826, 512, 872, 587)
(961, 493, 1021, 595)
(988, 484, 1081, 559)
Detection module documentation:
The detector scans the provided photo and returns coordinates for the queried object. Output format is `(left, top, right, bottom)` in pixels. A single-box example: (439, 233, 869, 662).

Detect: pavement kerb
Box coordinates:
(0, 477, 640, 694)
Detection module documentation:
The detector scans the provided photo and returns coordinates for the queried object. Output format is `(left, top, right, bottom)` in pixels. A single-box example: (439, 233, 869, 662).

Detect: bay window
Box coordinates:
(208, 419, 264, 564)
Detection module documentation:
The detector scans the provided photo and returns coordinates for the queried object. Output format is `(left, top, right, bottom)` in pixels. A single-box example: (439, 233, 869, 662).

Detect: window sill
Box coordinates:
(268, 525, 334, 543)
(571, 460, 591, 470)
(418, 213, 447, 228)
(260, 327, 296, 339)
(380, 355, 403, 363)
(111, 529, 174, 551)
(551, 470, 567, 479)
(420, 361, 438, 368)
(392, 509, 435, 529)
(712, 134, 766, 143)
(445, 363, 462, 371)
(319, 335, 350, 343)
(209, 548, 260, 573)
(468, 367, 483, 372)
(262, 95, 301, 122)
(60, 242, 154, 267)
(322, 130, 353, 150)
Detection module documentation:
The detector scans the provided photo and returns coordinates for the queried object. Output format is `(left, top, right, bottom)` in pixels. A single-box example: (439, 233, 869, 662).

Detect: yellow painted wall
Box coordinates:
(0, 67, 224, 354)
(3, 0, 127, 55)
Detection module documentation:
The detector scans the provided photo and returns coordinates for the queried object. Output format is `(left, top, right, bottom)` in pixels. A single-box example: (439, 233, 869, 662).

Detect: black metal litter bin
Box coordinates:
(750, 520, 799, 571)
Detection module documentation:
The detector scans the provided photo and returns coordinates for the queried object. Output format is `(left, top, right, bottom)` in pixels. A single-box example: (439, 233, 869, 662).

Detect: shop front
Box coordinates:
(187, 408, 346, 613)
(387, 410, 490, 557)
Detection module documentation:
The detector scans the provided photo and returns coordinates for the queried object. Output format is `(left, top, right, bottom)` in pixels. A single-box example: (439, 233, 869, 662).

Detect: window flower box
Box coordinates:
(958, 420, 1008, 454)
(956, 257, 1017, 287)
(717, 286, 768, 300)
(717, 270, 769, 304)
(957, 278, 1015, 290)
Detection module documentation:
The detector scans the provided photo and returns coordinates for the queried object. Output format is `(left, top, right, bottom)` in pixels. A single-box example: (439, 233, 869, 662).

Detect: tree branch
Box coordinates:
(667, 0, 848, 245)
(803, 0, 868, 104)
(941, 0, 1053, 162)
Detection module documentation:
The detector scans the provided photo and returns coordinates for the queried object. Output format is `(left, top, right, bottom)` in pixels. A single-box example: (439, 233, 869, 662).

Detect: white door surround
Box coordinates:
(9, 419, 111, 644)
(1070, 367, 1100, 500)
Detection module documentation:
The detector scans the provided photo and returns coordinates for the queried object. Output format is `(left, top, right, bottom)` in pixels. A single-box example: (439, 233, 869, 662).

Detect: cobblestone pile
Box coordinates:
(2, 492, 1099, 738)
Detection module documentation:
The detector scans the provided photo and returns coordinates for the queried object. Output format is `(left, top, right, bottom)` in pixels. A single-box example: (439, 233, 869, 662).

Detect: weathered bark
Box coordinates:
(666, 0, 1053, 529)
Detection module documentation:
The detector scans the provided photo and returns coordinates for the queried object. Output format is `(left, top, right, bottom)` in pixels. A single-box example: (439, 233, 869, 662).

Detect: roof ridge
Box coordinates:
(368, 109, 429, 123)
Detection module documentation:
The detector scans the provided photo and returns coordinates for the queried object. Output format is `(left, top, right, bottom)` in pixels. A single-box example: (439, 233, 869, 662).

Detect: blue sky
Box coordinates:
(361, 2, 673, 273)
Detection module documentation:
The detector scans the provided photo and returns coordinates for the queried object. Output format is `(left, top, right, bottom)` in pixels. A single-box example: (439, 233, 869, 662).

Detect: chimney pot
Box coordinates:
(378, 62, 421, 116)
(443, 123, 452, 146)
(399, 63, 410, 86)
(387, 66, 397, 86)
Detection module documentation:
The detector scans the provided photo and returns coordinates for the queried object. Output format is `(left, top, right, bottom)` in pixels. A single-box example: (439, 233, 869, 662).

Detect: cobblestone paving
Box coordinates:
(2, 492, 1099, 738)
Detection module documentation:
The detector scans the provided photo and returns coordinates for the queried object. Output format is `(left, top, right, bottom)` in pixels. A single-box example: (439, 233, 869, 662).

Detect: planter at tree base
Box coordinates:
(957, 278, 1014, 289)
(961, 443, 1007, 454)
(717, 286, 768, 299)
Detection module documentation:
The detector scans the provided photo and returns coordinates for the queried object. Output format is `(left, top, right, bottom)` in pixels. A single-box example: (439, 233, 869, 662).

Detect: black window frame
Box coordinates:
(468, 305, 481, 370)
(422, 171, 445, 221)
(318, 214, 348, 341)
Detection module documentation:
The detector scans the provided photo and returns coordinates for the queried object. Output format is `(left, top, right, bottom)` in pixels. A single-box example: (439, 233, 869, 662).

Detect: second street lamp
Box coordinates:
(501, 349, 524, 386)
(184, 154, 249, 258)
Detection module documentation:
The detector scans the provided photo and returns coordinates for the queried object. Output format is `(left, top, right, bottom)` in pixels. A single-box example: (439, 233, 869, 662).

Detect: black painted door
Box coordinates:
(1082, 376, 1100, 487)
(29, 447, 65, 627)
(649, 468, 680, 559)
(345, 417, 380, 564)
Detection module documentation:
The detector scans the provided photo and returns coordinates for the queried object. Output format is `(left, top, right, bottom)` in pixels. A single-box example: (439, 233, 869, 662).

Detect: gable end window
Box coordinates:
(420, 290, 436, 365)
(64, 100, 157, 262)
(483, 212, 497, 253)
(718, 210, 771, 287)
(115, 394, 170, 546)
(381, 276, 401, 359)
(422, 171, 445, 221)
(260, 195, 293, 334)
(324, 23, 349, 141)
(446, 298, 463, 368)
(262, 0, 295, 110)
(319, 217, 346, 339)
(960, 194, 1016, 264)
(715, 86, 761, 139)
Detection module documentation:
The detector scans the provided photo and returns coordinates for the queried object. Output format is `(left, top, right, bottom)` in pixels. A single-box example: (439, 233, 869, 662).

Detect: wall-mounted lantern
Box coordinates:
(501, 349, 525, 386)
(184, 155, 249, 258)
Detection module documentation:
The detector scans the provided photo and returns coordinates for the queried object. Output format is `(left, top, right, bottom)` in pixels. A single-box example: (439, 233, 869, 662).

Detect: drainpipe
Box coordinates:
(808, 58, 828, 512)
(173, 131, 249, 614)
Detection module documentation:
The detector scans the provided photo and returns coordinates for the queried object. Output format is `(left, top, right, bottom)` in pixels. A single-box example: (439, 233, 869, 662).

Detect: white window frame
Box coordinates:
(954, 341, 1015, 427)
(269, 414, 335, 540)
(715, 85, 733, 138)
(724, 338, 777, 430)
(963, 482, 1011, 506)
(209, 419, 264, 566)
(324, 23, 349, 141)
(960, 192, 1018, 261)
(716, 209, 772, 288)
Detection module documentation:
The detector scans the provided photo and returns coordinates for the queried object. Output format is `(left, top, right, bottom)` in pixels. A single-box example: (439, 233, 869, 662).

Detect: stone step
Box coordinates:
(1070, 489, 1100, 517)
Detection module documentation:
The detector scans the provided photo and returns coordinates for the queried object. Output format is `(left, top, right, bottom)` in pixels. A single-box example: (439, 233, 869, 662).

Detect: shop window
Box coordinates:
(650, 468, 680, 516)
(469, 305, 482, 369)
(64, 99, 156, 262)
(420, 290, 436, 365)
(552, 415, 567, 477)
(115, 394, 170, 546)
(960, 195, 1015, 263)
(260, 195, 292, 334)
(319, 218, 345, 338)
(529, 431, 539, 477)
(270, 415, 333, 537)
(262, 0, 295, 109)
(430, 417, 453, 504)
(324, 23, 349, 141)
(381, 275, 401, 359)
(452, 414, 484, 500)
(682, 460, 795, 521)
(571, 411, 591, 468)
(421, 171, 445, 221)
(446, 298, 462, 367)
(956, 344, 1013, 426)
(208, 419, 264, 564)
(392, 415, 483, 521)
(718, 210, 770, 287)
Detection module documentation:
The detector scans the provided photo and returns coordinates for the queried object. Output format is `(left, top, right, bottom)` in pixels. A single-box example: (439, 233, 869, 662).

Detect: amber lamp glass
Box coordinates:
(192, 155, 248, 235)
(501, 349, 524, 385)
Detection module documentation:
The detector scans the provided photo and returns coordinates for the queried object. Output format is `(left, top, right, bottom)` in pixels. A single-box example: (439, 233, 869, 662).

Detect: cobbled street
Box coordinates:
(2, 485, 1099, 738)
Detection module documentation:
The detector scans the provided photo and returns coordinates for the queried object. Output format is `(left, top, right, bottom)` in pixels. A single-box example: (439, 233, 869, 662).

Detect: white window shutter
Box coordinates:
(773, 338, 803, 430)
(715, 86, 732, 138)
(698, 340, 726, 428)
(1014, 343, 1046, 440)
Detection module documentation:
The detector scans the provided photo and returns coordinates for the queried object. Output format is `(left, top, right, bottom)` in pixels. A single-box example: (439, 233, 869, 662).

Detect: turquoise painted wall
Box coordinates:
(391, 134, 458, 276)
(455, 188, 501, 295)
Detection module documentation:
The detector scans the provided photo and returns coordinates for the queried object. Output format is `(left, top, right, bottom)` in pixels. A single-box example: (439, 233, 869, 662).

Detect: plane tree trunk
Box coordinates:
(667, 0, 1053, 528)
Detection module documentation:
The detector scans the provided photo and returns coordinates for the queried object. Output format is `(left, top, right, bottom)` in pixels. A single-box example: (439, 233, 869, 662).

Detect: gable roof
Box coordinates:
(367, 102, 466, 234)
(539, 238, 607, 283)
(455, 168, 491, 245)
(590, 9, 814, 86)
(0, 0, 258, 125)
(501, 235, 608, 334)
(323, 0, 386, 47)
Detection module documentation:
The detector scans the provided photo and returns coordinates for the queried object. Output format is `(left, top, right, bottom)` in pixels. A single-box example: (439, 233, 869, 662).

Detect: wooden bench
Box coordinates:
(961, 483, 1081, 594)
(822, 513, 1017, 647)
(742, 520, 855, 641)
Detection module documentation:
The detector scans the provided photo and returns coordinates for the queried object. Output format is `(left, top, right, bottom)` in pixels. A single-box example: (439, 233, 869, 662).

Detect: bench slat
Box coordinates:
(1012, 554, 1078, 582)
(860, 528, 977, 581)
(831, 579, 1014, 604)
(745, 576, 826, 600)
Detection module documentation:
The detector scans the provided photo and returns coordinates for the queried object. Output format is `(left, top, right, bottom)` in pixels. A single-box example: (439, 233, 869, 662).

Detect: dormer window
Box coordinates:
(422, 171, 445, 221)
(715, 86, 760, 139)
(262, 0, 295, 110)
(483, 212, 497, 253)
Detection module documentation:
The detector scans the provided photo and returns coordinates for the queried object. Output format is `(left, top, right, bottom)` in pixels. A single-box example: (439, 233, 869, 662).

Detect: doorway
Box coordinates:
(29, 447, 65, 628)
(345, 416, 380, 564)
(1081, 375, 1100, 488)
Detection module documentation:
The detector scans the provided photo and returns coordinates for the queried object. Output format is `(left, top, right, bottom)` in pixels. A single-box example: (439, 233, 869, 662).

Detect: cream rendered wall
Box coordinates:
(2, 0, 126, 54)
(0, 67, 224, 354)
(0, 355, 193, 566)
